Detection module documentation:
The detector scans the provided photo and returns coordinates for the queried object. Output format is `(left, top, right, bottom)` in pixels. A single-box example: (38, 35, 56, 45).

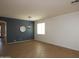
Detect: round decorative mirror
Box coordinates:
(20, 26, 26, 32)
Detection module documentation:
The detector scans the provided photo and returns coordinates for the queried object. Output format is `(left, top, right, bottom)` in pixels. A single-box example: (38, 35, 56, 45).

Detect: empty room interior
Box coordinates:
(0, 0, 79, 58)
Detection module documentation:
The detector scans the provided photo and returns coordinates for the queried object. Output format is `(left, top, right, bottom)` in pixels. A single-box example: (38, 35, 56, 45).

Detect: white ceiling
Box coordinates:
(0, 0, 79, 21)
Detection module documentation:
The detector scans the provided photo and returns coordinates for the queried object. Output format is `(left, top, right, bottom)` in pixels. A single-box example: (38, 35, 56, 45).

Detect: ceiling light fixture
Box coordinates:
(27, 16, 42, 21)
(72, 0, 79, 3)
(28, 16, 32, 21)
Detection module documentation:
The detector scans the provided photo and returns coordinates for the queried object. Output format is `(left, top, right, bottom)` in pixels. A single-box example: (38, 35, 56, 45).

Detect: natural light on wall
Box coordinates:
(37, 23, 45, 35)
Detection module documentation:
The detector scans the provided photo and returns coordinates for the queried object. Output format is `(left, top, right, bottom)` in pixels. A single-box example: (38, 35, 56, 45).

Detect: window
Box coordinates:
(37, 23, 45, 35)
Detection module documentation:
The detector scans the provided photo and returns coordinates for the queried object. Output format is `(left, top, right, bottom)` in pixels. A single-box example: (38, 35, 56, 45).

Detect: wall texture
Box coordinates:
(0, 17, 34, 43)
(35, 11, 79, 51)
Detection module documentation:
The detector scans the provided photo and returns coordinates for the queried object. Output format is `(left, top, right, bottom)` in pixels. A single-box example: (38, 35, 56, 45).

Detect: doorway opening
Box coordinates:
(0, 21, 7, 45)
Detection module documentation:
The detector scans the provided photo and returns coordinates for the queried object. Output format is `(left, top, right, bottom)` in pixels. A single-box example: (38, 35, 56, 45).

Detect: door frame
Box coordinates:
(0, 20, 7, 44)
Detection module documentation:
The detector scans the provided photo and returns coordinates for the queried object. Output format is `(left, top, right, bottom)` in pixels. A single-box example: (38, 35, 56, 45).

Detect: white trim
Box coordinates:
(35, 40, 79, 52)
(8, 40, 32, 44)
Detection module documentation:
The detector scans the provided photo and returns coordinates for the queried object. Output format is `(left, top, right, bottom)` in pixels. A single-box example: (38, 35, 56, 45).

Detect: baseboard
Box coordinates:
(35, 40, 79, 52)
(8, 39, 33, 44)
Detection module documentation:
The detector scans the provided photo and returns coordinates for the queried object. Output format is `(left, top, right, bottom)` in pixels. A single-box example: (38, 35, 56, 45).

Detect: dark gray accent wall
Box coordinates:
(0, 17, 34, 43)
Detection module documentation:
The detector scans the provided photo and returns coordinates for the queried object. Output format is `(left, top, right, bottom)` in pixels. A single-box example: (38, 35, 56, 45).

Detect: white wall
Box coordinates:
(35, 11, 79, 51)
